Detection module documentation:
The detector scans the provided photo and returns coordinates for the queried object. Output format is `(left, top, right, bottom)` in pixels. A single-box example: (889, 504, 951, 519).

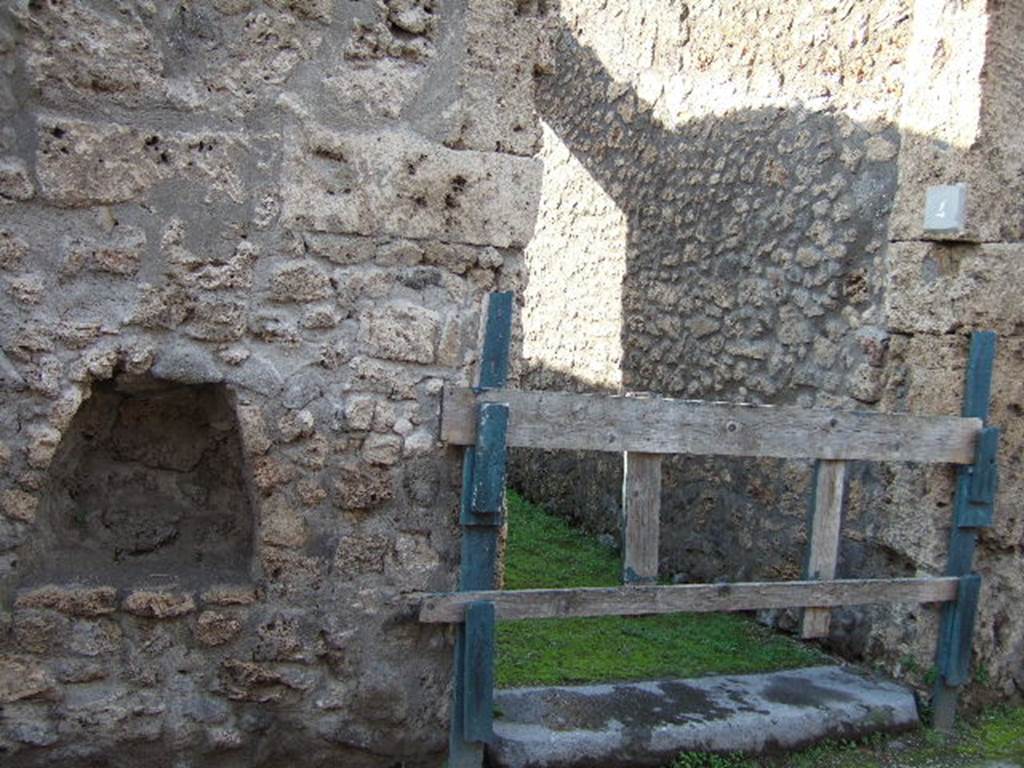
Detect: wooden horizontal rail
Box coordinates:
(442, 387, 980, 464)
(418, 576, 960, 623)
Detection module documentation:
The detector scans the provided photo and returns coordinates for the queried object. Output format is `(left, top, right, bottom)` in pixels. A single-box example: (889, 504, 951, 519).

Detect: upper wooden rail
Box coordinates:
(442, 386, 981, 465)
(418, 576, 960, 623)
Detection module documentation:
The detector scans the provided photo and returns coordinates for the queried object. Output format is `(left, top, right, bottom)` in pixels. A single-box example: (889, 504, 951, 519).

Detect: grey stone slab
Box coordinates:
(489, 666, 920, 768)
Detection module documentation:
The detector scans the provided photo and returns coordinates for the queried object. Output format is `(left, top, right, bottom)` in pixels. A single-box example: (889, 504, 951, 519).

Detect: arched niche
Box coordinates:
(26, 373, 255, 587)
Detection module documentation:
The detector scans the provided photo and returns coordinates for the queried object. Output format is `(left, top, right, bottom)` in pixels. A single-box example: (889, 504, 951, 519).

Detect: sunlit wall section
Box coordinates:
(522, 120, 627, 390)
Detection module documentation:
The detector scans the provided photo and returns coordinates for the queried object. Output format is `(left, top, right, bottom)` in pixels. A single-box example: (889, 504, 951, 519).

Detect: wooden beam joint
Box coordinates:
(956, 426, 1000, 528)
(463, 403, 509, 526)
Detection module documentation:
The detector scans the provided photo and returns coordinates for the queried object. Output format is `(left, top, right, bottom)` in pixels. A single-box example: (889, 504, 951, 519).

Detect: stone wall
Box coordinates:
(0, 1, 551, 765)
(513, 0, 1024, 705)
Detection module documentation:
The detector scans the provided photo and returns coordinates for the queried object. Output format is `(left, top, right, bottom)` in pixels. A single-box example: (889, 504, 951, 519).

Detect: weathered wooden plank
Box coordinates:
(449, 449, 484, 765)
(933, 574, 983, 732)
(962, 331, 996, 421)
(419, 577, 960, 624)
(459, 525, 501, 591)
(956, 426, 1000, 528)
(801, 460, 847, 639)
(478, 292, 513, 391)
(934, 331, 998, 733)
(623, 453, 661, 584)
(463, 403, 509, 526)
(451, 292, 514, 763)
(463, 601, 496, 743)
(938, 574, 981, 687)
(441, 387, 981, 465)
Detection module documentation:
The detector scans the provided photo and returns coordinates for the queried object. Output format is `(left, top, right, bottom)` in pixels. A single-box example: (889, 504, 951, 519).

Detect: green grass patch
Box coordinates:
(495, 492, 1024, 768)
(672, 754, 757, 768)
(969, 705, 1024, 762)
(666, 706, 1024, 767)
(496, 491, 830, 688)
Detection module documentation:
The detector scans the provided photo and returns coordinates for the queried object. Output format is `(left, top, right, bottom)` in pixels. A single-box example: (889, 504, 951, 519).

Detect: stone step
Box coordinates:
(488, 665, 920, 768)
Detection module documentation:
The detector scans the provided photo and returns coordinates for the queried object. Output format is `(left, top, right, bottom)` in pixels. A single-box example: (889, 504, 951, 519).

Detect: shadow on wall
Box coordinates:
(511, 18, 957, 659)
(536, 19, 902, 404)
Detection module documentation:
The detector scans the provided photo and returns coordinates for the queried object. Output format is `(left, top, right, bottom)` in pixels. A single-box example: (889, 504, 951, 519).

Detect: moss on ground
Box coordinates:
(668, 705, 1024, 767)
(495, 491, 830, 688)
(494, 492, 1023, 768)
(970, 705, 1024, 761)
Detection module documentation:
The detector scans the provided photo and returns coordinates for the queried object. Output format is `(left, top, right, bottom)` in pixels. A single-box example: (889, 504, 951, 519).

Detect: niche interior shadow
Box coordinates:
(28, 374, 255, 588)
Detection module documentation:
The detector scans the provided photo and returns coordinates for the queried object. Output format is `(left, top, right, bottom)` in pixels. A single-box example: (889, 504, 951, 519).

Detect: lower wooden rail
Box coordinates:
(419, 576, 960, 624)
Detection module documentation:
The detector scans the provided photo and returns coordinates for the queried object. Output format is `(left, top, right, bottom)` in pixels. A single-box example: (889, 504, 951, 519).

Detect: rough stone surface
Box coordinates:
(194, 610, 243, 647)
(515, 0, 909, 588)
(201, 584, 258, 607)
(281, 127, 542, 248)
(4, 0, 1021, 761)
(0, 158, 34, 201)
(0, 655, 56, 704)
(890, 0, 1024, 243)
(1, 489, 37, 523)
(0, 1, 549, 764)
(512, 0, 1024, 712)
(886, 242, 1024, 335)
(25, 377, 254, 587)
(15, 586, 117, 618)
(122, 591, 197, 619)
(490, 666, 919, 768)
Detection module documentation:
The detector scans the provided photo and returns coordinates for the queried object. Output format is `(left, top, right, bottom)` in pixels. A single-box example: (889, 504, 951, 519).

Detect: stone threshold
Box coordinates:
(488, 665, 920, 768)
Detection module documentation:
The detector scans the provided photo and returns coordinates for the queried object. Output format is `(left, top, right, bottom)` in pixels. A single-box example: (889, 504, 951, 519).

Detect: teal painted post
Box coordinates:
(463, 601, 497, 742)
(933, 331, 999, 732)
(448, 292, 512, 766)
(940, 574, 982, 687)
(463, 403, 510, 526)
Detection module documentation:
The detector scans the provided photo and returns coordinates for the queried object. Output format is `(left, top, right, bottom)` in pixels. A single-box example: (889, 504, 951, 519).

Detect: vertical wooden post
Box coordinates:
(449, 292, 513, 767)
(933, 331, 998, 732)
(463, 601, 496, 742)
(622, 452, 662, 584)
(801, 459, 847, 639)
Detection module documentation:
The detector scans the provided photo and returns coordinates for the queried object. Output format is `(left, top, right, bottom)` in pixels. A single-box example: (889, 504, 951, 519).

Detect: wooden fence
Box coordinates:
(426, 292, 999, 766)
